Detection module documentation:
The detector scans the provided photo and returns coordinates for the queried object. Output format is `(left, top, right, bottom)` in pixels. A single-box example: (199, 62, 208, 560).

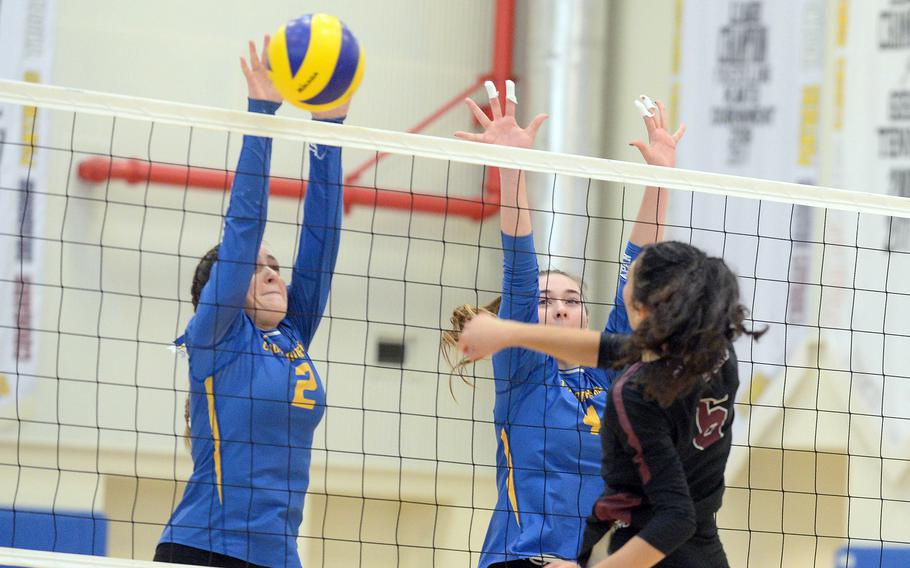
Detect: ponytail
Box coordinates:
(440, 297, 502, 396)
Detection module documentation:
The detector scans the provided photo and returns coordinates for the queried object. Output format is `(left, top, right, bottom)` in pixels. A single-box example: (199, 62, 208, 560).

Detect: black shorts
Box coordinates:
(154, 542, 268, 568)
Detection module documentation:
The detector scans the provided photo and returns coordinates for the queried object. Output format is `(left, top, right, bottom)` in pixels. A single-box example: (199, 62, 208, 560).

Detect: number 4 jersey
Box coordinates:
(582, 340, 739, 562)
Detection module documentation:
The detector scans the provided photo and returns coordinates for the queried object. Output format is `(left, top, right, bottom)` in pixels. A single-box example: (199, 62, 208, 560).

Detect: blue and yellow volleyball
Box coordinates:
(267, 14, 365, 112)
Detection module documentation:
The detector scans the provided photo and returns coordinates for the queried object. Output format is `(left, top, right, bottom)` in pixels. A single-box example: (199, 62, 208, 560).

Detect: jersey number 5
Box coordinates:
(292, 363, 317, 410)
(693, 395, 729, 450)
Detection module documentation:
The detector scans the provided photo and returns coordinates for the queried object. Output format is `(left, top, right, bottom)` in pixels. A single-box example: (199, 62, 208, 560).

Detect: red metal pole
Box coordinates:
(492, 0, 515, 86)
(480, 0, 516, 206)
(78, 157, 498, 220)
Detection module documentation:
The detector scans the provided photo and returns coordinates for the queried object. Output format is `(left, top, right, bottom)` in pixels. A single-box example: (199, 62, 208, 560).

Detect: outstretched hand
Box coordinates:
(240, 36, 283, 104)
(630, 98, 685, 168)
(455, 81, 547, 149)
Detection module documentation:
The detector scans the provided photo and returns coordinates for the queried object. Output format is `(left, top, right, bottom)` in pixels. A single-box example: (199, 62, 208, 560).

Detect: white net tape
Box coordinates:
(1, 79, 908, 218)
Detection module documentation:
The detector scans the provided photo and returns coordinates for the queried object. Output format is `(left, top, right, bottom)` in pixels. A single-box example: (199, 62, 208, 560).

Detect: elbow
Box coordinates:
(673, 503, 697, 541)
(670, 510, 697, 551)
(678, 514, 697, 543)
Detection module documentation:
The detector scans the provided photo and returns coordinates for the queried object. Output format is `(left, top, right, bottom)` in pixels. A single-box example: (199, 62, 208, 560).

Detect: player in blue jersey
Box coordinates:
(455, 242, 763, 568)
(442, 84, 685, 567)
(153, 37, 351, 568)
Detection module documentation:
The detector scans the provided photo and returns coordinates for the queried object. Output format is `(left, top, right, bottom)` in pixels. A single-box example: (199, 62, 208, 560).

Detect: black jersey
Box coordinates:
(581, 334, 738, 566)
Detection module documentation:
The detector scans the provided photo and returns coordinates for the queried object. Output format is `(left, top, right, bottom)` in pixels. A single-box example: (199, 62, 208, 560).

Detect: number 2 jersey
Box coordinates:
(581, 336, 739, 566)
(478, 232, 641, 567)
(160, 99, 344, 568)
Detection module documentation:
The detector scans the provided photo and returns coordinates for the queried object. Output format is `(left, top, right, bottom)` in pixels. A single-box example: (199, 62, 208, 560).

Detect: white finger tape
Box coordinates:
(638, 94, 657, 110)
(634, 99, 654, 117)
(484, 80, 499, 100)
(505, 80, 517, 103)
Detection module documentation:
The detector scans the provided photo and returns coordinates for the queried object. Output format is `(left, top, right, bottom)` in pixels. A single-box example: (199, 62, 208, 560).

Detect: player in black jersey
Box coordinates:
(456, 241, 764, 568)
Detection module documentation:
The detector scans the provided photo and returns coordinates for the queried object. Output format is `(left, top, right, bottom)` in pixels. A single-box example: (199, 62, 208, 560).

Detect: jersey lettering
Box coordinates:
(561, 378, 605, 403)
(693, 395, 729, 450)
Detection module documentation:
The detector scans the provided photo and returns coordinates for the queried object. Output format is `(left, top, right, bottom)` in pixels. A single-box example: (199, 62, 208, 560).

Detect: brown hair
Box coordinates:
(184, 244, 221, 450)
(191, 244, 220, 310)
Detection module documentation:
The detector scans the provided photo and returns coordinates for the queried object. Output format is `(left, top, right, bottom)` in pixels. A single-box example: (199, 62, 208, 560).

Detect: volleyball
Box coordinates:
(267, 13, 365, 112)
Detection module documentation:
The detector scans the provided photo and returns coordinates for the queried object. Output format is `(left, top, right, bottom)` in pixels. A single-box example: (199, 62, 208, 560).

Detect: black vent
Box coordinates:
(377, 339, 406, 366)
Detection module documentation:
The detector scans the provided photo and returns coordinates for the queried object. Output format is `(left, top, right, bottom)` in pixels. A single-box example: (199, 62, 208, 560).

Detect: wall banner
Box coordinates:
(0, 0, 56, 410)
(671, 0, 825, 409)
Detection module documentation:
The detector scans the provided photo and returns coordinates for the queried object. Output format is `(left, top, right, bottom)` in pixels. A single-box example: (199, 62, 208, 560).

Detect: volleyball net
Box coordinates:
(0, 80, 908, 568)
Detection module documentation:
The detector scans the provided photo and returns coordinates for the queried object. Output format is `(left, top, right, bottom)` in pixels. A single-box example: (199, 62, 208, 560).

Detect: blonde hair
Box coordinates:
(439, 297, 502, 395)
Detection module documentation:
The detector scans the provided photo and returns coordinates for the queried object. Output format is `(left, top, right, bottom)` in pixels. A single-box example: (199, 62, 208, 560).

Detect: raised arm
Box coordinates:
(189, 38, 282, 349)
(457, 81, 546, 238)
(605, 98, 686, 335)
(456, 81, 548, 381)
(286, 102, 351, 347)
(628, 97, 684, 247)
(469, 82, 547, 334)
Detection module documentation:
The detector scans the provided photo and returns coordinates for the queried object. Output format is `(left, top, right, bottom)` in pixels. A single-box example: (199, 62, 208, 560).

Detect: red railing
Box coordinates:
(78, 0, 515, 221)
(77, 157, 500, 220)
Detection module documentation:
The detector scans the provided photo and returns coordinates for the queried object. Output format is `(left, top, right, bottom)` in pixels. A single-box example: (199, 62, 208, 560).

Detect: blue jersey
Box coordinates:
(160, 99, 345, 568)
(479, 233, 640, 567)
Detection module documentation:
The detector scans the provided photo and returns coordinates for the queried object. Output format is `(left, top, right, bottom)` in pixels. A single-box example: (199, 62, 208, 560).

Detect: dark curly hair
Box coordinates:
(616, 241, 765, 407)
